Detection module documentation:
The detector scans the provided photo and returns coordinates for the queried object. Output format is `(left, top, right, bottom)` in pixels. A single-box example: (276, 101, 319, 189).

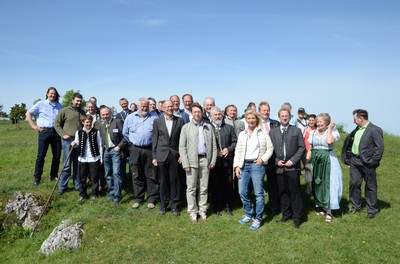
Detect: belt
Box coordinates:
(132, 144, 152, 150)
(41, 127, 54, 131)
(198, 154, 206, 158)
(245, 159, 256, 163)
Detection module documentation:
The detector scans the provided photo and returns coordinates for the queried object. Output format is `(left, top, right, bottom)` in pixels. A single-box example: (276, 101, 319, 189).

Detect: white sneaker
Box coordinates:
(199, 211, 208, 221)
(189, 212, 197, 223)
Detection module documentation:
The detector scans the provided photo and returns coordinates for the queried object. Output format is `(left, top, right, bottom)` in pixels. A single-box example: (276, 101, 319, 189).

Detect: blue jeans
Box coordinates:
(238, 163, 265, 221)
(58, 138, 80, 192)
(104, 148, 122, 201)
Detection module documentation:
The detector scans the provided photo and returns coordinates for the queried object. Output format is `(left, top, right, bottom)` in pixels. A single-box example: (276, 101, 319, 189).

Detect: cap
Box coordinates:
(298, 107, 305, 113)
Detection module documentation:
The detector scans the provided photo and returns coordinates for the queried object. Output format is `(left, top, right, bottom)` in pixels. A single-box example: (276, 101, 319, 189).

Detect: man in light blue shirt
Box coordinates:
(26, 87, 63, 185)
(123, 98, 159, 209)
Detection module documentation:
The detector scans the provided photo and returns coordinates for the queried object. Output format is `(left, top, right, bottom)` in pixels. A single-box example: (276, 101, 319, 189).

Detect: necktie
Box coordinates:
(105, 123, 110, 149)
(282, 127, 287, 160)
(216, 125, 222, 150)
(264, 121, 270, 133)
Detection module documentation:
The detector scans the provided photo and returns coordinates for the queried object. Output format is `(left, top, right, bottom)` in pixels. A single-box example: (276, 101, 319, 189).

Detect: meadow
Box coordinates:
(0, 120, 399, 264)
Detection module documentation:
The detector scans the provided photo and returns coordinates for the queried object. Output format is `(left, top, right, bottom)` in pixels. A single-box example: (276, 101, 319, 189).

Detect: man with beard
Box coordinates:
(54, 92, 86, 194)
(123, 98, 159, 209)
(209, 106, 237, 216)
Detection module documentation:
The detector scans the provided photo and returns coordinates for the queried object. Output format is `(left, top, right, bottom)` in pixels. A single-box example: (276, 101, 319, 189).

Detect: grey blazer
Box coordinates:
(152, 115, 183, 163)
(269, 125, 305, 173)
(179, 120, 217, 169)
(98, 118, 127, 150)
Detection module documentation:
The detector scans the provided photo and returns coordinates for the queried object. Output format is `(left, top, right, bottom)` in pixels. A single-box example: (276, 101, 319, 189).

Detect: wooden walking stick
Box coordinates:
(30, 146, 74, 238)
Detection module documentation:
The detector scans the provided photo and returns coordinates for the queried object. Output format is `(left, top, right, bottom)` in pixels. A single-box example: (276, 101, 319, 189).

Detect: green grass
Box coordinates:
(1, 120, 399, 263)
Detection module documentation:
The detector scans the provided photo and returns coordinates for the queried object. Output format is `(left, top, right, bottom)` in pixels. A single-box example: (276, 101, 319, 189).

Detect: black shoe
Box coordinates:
(348, 208, 359, 215)
(50, 177, 58, 181)
(294, 221, 301, 229)
(216, 211, 222, 216)
(276, 218, 289, 223)
(172, 209, 181, 217)
(33, 180, 40, 186)
(367, 213, 376, 219)
(159, 209, 166, 215)
(225, 208, 234, 216)
(78, 197, 85, 205)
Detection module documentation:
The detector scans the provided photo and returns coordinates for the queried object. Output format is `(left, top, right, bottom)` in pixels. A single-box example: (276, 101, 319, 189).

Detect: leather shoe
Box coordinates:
(172, 209, 181, 217)
(347, 208, 359, 215)
(216, 211, 222, 216)
(276, 218, 288, 223)
(225, 208, 234, 215)
(294, 222, 301, 229)
(33, 180, 40, 186)
(367, 213, 375, 219)
(159, 209, 166, 215)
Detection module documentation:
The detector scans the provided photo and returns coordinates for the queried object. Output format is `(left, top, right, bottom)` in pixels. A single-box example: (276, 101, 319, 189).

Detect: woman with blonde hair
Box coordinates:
(234, 110, 274, 230)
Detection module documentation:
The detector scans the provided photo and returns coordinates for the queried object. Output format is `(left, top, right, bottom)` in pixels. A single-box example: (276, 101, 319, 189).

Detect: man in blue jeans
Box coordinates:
(26, 87, 63, 185)
(54, 92, 86, 194)
(98, 106, 127, 205)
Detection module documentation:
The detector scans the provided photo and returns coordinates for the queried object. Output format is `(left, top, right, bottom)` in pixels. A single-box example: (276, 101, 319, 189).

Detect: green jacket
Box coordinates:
(54, 106, 86, 138)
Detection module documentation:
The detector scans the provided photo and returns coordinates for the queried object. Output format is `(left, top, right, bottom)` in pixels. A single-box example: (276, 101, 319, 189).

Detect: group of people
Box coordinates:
(26, 87, 384, 231)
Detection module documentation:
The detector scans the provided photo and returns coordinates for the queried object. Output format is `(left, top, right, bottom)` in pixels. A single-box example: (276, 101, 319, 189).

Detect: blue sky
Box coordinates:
(1, 0, 399, 134)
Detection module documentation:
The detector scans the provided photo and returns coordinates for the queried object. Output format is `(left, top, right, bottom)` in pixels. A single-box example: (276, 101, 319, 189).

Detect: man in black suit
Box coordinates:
(341, 109, 384, 219)
(152, 100, 184, 216)
(115, 97, 133, 181)
(98, 106, 128, 205)
(209, 106, 237, 216)
(258, 101, 281, 215)
(115, 98, 133, 121)
(269, 107, 305, 228)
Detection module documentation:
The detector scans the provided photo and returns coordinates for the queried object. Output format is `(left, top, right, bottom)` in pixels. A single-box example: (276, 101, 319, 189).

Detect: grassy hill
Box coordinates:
(0, 120, 399, 263)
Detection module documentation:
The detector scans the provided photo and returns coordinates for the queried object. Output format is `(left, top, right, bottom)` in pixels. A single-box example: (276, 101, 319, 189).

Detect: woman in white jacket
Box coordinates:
(234, 110, 274, 231)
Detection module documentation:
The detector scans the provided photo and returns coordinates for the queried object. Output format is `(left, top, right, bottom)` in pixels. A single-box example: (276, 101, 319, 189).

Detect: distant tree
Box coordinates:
(33, 98, 41, 105)
(0, 103, 7, 118)
(61, 89, 86, 108)
(9, 103, 27, 126)
(336, 122, 346, 134)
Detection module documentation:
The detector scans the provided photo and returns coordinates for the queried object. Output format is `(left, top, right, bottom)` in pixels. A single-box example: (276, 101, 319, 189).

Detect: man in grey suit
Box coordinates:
(98, 106, 128, 205)
(152, 100, 184, 216)
(341, 109, 384, 219)
(269, 107, 305, 228)
(179, 102, 217, 223)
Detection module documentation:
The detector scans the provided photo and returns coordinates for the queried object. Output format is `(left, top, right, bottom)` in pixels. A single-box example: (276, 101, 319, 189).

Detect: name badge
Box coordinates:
(113, 129, 119, 133)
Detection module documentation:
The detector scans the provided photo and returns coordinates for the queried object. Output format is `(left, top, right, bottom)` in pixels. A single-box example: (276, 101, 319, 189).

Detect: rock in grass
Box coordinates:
(5, 191, 44, 231)
(39, 219, 84, 256)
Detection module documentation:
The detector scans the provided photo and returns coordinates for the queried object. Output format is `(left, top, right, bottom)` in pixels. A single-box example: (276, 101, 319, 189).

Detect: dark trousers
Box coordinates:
(349, 157, 378, 215)
(277, 170, 304, 224)
(129, 145, 159, 204)
(209, 158, 233, 212)
(33, 129, 61, 181)
(266, 162, 280, 215)
(78, 161, 100, 198)
(158, 153, 181, 210)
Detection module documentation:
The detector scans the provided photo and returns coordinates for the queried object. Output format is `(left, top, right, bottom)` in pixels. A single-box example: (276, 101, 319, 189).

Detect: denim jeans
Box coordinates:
(33, 129, 61, 181)
(238, 163, 265, 221)
(104, 148, 122, 201)
(58, 138, 80, 192)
